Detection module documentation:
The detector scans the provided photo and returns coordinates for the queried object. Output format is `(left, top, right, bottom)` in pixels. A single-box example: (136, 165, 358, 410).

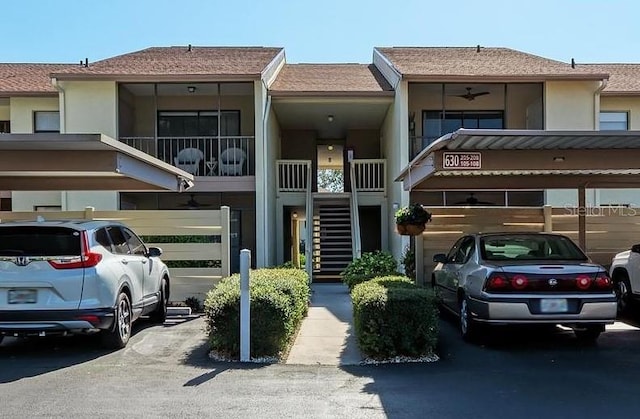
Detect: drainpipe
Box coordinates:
(260, 83, 272, 266)
(51, 78, 66, 133)
(52, 77, 68, 210)
(594, 79, 608, 130)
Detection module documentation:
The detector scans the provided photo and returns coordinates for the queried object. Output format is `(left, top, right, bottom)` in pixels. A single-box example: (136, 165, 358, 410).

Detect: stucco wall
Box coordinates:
(9, 97, 59, 133)
(266, 103, 281, 266)
(346, 129, 380, 159)
(545, 80, 599, 130)
(600, 96, 640, 129)
(11, 191, 62, 211)
(0, 100, 9, 121)
(384, 81, 409, 261)
(62, 80, 117, 137)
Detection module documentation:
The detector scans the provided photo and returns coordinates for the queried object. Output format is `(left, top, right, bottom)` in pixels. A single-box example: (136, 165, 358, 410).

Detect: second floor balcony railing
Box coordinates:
(120, 136, 255, 177)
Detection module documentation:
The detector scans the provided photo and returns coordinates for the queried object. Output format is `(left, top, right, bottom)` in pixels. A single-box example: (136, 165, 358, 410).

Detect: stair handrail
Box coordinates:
(349, 161, 362, 259)
(305, 162, 313, 281)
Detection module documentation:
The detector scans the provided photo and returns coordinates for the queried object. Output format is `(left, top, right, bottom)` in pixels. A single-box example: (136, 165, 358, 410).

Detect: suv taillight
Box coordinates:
(48, 231, 102, 270)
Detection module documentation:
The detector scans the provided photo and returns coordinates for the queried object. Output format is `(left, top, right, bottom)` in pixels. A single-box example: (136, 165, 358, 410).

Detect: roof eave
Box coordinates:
(401, 74, 609, 82)
(601, 91, 640, 96)
(49, 73, 262, 82)
(0, 91, 58, 97)
(269, 90, 395, 98)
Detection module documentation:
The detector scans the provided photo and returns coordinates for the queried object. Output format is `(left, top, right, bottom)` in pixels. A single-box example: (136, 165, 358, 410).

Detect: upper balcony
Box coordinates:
(117, 82, 256, 188)
(408, 82, 544, 159)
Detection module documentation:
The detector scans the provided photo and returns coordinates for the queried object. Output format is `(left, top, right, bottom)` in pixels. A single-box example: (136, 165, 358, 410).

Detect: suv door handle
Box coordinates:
(121, 259, 129, 265)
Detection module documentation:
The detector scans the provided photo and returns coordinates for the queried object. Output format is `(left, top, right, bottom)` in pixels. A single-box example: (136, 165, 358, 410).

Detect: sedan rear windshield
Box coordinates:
(0, 226, 81, 256)
(480, 234, 587, 261)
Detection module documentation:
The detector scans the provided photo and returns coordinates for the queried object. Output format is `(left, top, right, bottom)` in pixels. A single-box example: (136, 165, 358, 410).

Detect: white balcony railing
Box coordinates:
(119, 136, 255, 177)
(277, 160, 311, 192)
(352, 159, 386, 192)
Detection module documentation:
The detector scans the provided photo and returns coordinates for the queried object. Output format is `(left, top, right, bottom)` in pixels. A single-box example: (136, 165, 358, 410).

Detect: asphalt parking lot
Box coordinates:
(2, 313, 640, 418)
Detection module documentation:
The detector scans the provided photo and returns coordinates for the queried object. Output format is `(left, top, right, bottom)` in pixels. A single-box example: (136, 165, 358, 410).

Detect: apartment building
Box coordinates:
(1, 45, 638, 279)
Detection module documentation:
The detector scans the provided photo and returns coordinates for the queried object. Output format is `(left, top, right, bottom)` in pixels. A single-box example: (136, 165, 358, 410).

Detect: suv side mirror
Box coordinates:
(433, 253, 448, 264)
(631, 244, 640, 254)
(147, 247, 163, 257)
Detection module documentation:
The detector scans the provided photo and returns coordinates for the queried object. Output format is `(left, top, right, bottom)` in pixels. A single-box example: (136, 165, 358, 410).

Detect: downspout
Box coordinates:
(52, 77, 68, 210)
(261, 82, 272, 266)
(51, 78, 66, 133)
(594, 79, 608, 130)
(592, 78, 608, 208)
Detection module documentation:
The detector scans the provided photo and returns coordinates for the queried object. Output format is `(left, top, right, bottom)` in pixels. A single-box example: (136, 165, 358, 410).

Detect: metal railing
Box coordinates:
(304, 163, 314, 280)
(349, 162, 362, 259)
(352, 159, 386, 193)
(119, 136, 255, 177)
(277, 160, 311, 192)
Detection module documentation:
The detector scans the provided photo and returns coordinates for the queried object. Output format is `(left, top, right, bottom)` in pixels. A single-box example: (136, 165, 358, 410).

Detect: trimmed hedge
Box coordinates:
(341, 251, 399, 290)
(352, 275, 438, 359)
(204, 268, 310, 358)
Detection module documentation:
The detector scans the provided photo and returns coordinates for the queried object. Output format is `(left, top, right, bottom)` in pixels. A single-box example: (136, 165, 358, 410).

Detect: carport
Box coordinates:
(397, 129, 640, 250)
(0, 134, 194, 191)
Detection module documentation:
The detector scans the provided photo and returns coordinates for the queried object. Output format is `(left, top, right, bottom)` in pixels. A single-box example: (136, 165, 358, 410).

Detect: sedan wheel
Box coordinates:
(460, 295, 481, 342)
(101, 292, 132, 349)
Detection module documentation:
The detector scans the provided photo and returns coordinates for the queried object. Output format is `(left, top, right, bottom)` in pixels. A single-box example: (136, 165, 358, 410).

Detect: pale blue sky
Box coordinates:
(3, 0, 639, 65)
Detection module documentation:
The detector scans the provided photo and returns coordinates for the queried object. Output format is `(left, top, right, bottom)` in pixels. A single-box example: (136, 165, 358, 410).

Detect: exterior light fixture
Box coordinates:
(187, 86, 196, 93)
(327, 115, 334, 122)
(292, 211, 298, 219)
(327, 145, 334, 151)
(553, 156, 565, 162)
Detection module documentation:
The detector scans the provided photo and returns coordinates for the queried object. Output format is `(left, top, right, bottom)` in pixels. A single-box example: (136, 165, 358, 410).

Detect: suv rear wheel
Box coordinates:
(149, 278, 168, 324)
(101, 292, 132, 349)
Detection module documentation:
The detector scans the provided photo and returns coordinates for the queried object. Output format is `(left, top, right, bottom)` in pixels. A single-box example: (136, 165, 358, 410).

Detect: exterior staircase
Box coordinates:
(312, 203, 354, 282)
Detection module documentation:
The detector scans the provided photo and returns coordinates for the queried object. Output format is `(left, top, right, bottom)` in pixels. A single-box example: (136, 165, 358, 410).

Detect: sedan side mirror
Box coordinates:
(631, 244, 640, 254)
(433, 253, 448, 264)
(147, 247, 163, 257)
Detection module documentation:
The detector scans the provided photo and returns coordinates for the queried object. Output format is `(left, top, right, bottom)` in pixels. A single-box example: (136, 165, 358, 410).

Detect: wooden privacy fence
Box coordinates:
(416, 206, 640, 285)
(0, 207, 231, 303)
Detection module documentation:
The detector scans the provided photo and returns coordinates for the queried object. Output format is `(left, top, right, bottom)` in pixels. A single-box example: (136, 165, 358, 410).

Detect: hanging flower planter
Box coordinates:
(395, 204, 432, 236)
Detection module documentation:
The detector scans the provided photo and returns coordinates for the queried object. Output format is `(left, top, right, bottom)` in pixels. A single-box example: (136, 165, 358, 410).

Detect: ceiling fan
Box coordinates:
(453, 193, 494, 206)
(453, 87, 490, 101)
(179, 194, 211, 209)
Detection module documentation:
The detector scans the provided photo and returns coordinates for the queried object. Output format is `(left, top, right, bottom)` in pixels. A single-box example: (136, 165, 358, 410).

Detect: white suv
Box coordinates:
(610, 244, 640, 315)
(0, 219, 170, 348)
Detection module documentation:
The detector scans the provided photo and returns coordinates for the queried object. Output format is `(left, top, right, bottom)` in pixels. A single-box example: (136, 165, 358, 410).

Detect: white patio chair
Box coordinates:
(173, 147, 204, 175)
(219, 147, 247, 176)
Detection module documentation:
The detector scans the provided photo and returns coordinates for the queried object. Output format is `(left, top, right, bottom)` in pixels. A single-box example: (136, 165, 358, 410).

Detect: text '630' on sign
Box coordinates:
(442, 152, 482, 169)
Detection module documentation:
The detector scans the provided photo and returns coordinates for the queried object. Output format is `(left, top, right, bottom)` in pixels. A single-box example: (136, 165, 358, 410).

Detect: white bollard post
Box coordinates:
(240, 249, 251, 362)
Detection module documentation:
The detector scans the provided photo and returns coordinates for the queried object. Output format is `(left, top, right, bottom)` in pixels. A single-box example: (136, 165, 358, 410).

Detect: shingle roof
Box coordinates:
(269, 63, 393, 96)
(0, 63, 76, 95)
(51, 46, 284, 80)
(581, 64, 640, 95)
(376, 47, 609, 81)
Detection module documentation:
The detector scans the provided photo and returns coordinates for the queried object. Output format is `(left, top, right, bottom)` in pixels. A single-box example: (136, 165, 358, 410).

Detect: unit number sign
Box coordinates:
(442, 152, 481, 169)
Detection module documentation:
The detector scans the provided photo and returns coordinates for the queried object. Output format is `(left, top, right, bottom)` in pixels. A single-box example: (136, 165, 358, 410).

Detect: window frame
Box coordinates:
(599, 111, 629, 131)
(33, 111, 61, 133)
(157, 110, 241, 137)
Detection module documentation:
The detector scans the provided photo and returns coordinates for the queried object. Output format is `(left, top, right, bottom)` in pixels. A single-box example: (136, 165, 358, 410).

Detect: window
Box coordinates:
(34, 111, 60, 133)
(123, 228, 146, 256)
(600, 112, 628, 130)
(107, 226, 130, 255)
(95, 228, 114, 253)
(422, 110, 503, 148)
(0, 121, 9, 133)
(158, 110, 240, 137)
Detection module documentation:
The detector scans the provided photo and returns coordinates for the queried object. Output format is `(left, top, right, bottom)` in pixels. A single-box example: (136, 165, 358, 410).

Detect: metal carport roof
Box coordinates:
(0, 134, 194, 191)
(396, 129, 640, 249)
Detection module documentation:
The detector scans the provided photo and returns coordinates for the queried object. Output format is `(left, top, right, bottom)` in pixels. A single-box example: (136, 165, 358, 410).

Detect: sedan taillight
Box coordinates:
(595, 272, 613, 291)
(48, 231, 102, 270)
(485, 273, 509, 291)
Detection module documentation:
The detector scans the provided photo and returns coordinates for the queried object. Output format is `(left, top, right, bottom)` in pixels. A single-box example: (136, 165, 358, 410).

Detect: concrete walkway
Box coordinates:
(285, 283, 362, 365)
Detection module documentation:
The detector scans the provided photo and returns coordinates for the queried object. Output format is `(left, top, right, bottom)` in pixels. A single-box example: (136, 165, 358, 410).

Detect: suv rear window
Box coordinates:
(0, 226, 81, 256)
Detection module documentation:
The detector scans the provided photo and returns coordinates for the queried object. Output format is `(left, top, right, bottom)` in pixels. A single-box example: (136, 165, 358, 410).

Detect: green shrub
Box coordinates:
(341, 251, 399, 289)
(400, 245, 416, 280)
(352, 275, 438, 359)
(204, 268, 309, 358)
